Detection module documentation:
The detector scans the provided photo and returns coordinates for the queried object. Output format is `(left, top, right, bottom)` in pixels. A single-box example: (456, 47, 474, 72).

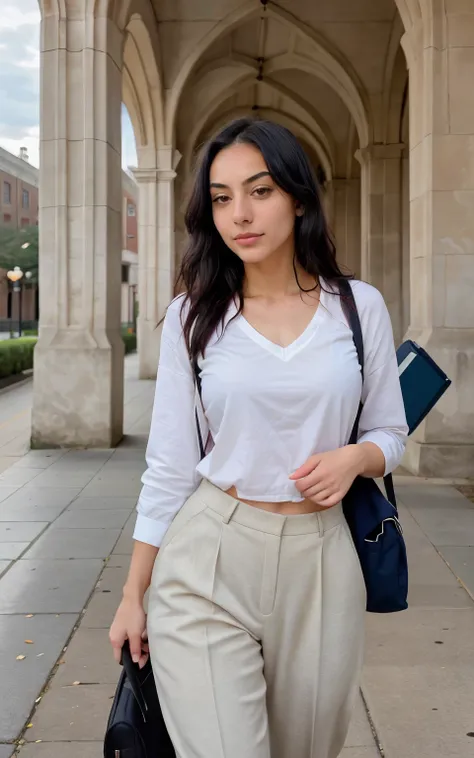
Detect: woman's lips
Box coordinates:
(234, 234, 264, 246)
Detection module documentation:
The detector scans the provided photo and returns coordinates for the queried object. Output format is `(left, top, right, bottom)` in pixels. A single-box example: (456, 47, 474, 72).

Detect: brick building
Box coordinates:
(0, 147, 39, 228)
(0, 147, 39, 328)
(121, 171, 138, 328)
(0, 146, 138, 329)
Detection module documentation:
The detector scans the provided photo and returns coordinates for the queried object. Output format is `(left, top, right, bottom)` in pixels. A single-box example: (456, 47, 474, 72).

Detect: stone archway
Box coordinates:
(166, 2, 371, 149)
(121, 5, 175, 379)
(188, 100, 334, 183)
(33, 0, 474, 477)
(169, 0, 372, 316)
(123, 3, 165, 159)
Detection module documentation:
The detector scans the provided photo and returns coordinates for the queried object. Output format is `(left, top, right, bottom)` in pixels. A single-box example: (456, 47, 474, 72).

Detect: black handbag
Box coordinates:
(103, 640, 175, 757)
(339, 278, 408, 613)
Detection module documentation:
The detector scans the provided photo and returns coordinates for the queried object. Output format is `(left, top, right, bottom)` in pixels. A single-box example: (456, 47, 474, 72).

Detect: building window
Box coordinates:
(22, 189, 29, 209)
(3, 181, 11, 204)
(127, 203, 136, 217)
(121, 264, 129, 284)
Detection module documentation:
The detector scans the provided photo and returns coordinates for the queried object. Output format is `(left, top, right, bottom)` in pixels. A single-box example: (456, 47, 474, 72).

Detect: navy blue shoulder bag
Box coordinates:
(339, 278, 408, 613)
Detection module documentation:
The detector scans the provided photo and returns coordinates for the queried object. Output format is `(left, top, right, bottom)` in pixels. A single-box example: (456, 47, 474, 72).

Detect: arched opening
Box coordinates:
(121, 104, 139, 336)
(170, 4, 368, 281)
(122, 104, 138, 170)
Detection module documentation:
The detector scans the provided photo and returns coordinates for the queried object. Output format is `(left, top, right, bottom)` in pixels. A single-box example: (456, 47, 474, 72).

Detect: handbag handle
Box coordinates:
(338, 278, 397, 508)
(193, 358, 206, 460)
(120, 640, 149, 722)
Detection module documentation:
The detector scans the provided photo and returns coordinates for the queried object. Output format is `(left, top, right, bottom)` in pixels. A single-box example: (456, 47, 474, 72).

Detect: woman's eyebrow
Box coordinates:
(210, 171, 271, 190)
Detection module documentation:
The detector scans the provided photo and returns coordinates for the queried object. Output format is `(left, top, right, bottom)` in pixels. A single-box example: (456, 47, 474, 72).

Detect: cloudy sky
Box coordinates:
(0, 0, 137, 169)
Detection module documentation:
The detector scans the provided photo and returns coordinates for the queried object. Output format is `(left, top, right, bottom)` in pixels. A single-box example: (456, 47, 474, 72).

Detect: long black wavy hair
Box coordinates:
(177, 117, 350, 362)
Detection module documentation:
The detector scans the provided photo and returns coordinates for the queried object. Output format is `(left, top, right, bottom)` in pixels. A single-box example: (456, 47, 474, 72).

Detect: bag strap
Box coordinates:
(338, 279, 364, 445)
(120, 640, 149, 722)
(193, 358, 206, 460)
(338, 278, 397, 508)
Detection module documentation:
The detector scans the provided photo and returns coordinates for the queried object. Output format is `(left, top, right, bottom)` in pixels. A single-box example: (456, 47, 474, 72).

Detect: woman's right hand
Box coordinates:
(109, 597, 149, 669)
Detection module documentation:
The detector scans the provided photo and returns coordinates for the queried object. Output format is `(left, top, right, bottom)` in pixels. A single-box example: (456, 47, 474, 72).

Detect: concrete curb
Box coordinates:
(0, 370, 33, 396)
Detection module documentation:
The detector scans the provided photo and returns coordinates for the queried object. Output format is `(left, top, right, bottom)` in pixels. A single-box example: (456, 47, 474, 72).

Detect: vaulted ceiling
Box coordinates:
(123, 0, 408, 180)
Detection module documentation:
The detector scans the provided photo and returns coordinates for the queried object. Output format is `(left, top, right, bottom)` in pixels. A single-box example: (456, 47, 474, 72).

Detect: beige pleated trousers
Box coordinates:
(148, 479, 366, 758)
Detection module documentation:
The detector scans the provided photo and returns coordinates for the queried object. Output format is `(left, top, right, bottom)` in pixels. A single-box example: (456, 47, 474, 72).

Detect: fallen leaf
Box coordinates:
(35, 697, 42, 704)
(26, 723, 33, 728)
(37, 653, 44, 657)
(24, 639, 34, 644)
(72, 681, 80, 686)
(25, 614, 33, 618)
(35, 740, 42, 743)
(16, 655, 26, 661)
(58, 659, 65, 664)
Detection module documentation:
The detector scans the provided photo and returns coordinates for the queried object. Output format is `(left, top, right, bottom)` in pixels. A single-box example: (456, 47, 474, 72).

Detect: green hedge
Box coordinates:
(0, 338, 37, 379)
(0, 332, 137, 380)
(122, 332, 137, 354)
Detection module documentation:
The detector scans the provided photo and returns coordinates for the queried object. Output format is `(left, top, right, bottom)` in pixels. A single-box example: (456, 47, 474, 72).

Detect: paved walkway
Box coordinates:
(0, 354, 473, 758)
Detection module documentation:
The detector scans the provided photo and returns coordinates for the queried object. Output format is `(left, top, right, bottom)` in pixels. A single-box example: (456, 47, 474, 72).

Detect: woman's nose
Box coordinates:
(232, 196, 253, 225)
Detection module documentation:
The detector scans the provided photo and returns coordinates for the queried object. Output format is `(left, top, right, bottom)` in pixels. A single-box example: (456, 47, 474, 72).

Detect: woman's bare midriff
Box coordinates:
(224, 486, 328, 514)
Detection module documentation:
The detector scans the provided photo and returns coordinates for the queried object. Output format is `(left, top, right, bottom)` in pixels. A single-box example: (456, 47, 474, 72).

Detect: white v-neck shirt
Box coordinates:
(133, 279, 408, 547)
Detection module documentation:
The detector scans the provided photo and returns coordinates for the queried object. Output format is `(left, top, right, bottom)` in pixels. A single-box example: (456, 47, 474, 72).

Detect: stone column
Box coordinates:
(401, 8, 474, 477)
(134, 147, 181, 379)
(31, 5, 124, 448)
(356, 144, 405, 344)
(332, 178, 361, 278)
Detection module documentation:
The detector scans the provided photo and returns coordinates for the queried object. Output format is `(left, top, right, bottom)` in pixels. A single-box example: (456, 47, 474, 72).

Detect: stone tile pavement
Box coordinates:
(0, 355, 473, 757)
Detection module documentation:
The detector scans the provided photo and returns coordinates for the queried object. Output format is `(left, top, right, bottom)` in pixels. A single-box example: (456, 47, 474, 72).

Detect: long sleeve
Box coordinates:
(352, 282, 408, 475)
(133, 297, 202, 547)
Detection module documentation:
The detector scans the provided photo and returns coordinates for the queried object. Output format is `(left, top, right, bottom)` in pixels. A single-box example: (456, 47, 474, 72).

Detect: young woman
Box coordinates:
(110, 118, 408, 758)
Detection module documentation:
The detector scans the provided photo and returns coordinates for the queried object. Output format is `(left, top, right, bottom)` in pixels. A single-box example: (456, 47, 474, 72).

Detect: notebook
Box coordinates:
(396, 340, 451, 435)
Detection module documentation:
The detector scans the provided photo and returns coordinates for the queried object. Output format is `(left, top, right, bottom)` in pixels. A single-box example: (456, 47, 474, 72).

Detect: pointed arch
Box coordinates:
(123, 62, 146, 146)
(190, 105, 333, 184)
(166, 1, 370, 148)
(185, 60, 337, 170)
(264, 53, 368, 148)
(122, 6, 165, 158)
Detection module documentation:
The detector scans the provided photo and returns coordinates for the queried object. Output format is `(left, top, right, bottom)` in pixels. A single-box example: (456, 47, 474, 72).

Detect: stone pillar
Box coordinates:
(401, 8, 474, 477)
(31, 5, 124, 448)
(134, 148, 181, 379)
(332, 178, 361, 278)
(356, 144, 405, 344)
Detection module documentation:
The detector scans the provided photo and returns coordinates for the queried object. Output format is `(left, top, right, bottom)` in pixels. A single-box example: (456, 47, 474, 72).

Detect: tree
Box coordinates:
(0, 226, 39, 283)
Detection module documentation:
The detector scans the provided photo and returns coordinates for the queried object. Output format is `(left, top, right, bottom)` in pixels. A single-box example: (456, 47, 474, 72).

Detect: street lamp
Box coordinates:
(6, 267, 31, 338)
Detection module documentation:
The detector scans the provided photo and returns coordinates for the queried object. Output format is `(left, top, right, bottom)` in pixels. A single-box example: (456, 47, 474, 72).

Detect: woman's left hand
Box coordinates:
(289, 445, 364, 508)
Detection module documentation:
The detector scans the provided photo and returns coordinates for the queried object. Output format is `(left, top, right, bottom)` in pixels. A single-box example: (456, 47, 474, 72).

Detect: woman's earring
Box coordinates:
(296, 204, 305, 217)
